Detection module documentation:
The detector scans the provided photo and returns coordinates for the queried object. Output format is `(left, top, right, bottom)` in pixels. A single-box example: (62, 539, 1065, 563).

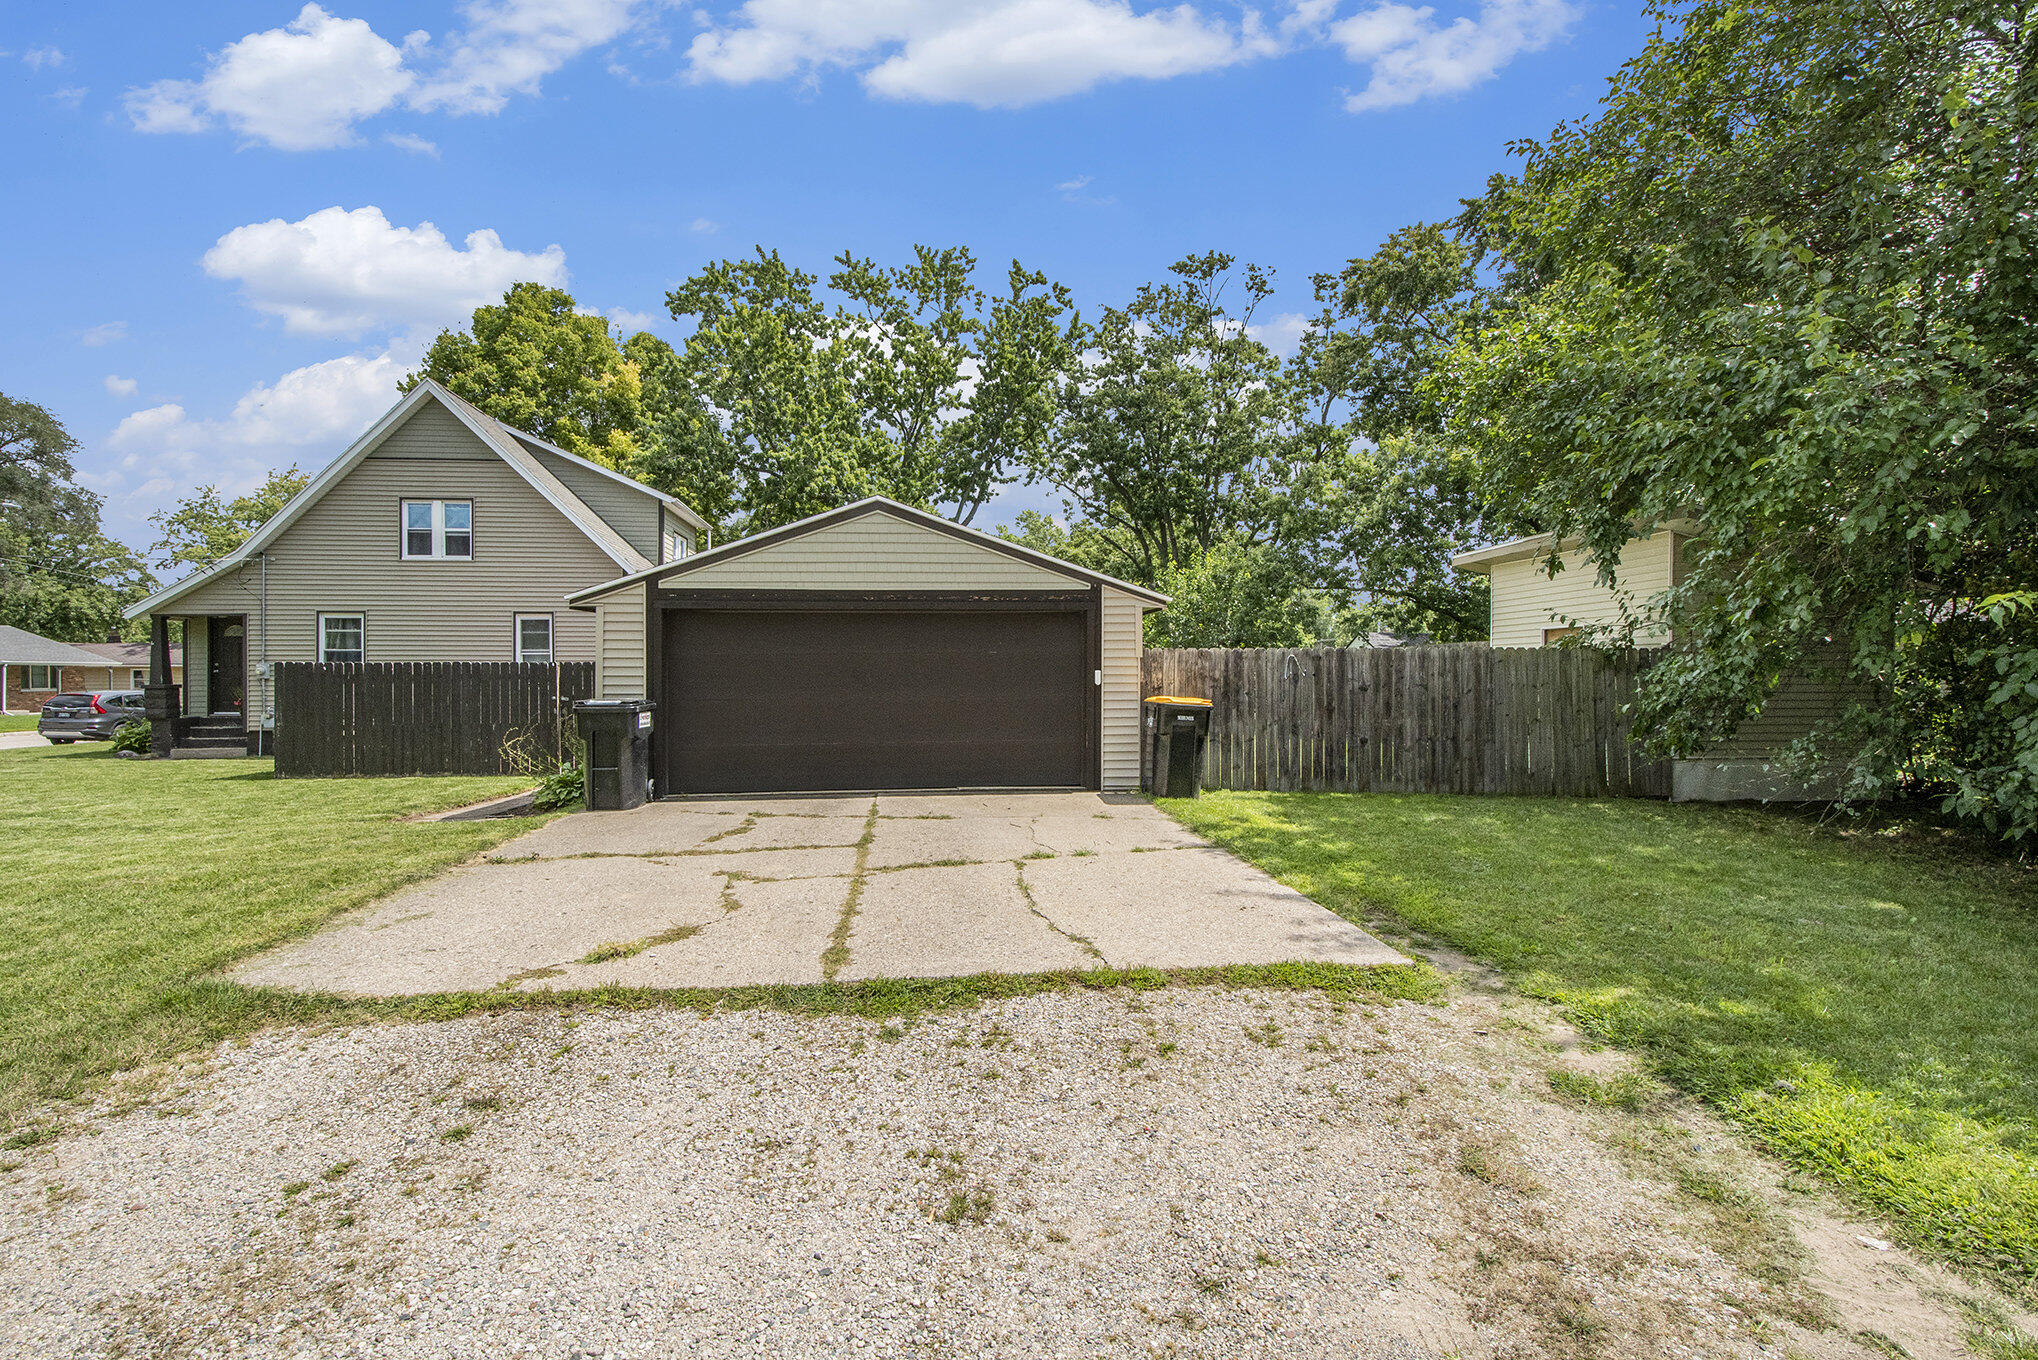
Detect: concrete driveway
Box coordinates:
(235, 793, 1404, 996)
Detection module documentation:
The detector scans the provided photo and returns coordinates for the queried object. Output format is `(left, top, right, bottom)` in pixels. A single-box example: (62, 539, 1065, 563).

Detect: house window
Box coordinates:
(401, 500, 472, 560)
(130, 669, 148, 689)
(24, 665, 58, 691)
(514, 614, 553, 664)
(1543, 627, 1580, 645)
(319, 613, 366, 664)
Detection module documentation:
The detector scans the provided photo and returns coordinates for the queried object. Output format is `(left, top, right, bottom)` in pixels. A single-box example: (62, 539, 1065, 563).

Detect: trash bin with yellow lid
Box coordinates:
(1143, 695, 1213, 798)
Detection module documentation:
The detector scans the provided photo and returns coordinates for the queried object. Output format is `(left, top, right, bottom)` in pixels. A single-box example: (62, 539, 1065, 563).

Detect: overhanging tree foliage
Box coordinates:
(148, 467, 310, 572)
(1446, 0, 2038, 835)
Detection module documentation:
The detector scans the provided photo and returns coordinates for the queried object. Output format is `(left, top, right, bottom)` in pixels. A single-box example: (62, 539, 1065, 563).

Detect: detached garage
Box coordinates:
(566, 498, 1167, 796)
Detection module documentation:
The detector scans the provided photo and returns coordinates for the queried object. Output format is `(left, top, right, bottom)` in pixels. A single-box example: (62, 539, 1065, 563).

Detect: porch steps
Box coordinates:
(179, 715, 248, 756)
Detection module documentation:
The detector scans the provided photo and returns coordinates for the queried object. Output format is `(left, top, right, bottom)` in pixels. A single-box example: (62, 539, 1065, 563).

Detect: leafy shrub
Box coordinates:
(109, 720, 151, 755)
(532, 762, 584, 811)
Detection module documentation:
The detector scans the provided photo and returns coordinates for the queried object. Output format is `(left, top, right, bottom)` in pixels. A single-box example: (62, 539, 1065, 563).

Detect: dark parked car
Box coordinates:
(38, 691, 147, 743)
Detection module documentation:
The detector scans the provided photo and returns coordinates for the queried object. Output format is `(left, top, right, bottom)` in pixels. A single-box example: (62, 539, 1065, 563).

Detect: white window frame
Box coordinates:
(513, 613, 554, 665)
(130, 668, 148, 689)
(400, 499, 473, 561)
(317, 613, 366, 664)
(24, 665, 58, 691)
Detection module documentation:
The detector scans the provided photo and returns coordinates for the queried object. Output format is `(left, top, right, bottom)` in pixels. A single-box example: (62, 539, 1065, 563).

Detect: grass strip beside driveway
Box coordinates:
(0, 714, 41, 733)
(0, 745, 531, 1122)
(1163, 791, 2038, 1298)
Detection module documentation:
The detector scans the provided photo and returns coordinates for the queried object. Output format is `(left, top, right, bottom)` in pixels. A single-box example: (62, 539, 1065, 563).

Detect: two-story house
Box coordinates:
(123, 380, 710, 756)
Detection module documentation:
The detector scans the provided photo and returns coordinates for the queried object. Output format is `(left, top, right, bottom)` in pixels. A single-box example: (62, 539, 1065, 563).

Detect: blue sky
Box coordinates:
(3, 0, 1651, 557)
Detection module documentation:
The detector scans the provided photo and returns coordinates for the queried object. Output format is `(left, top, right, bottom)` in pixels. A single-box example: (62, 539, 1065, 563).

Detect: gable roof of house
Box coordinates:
(125, 380, 700, 619)
(0, 625, 119, 667)
(1449, 518, 1705, 573)
(565, 496, 1170, 608)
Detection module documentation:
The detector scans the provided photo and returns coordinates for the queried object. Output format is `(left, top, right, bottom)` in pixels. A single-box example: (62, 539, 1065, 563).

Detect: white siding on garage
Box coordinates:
(1486, 533, 1679, 647)
(595, 583, 648, 698)
(1100, 588, 1146, 790)
(674, 511, 1075, 592)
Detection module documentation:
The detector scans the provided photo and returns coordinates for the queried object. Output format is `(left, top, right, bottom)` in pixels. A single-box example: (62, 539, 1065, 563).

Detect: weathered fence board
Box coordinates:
(274, 661, 593, 777)
(1142, 645, 1670, 798)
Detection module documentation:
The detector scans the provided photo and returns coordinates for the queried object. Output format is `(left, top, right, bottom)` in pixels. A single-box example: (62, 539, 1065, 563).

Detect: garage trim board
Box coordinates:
(571, 498, 1167, 797)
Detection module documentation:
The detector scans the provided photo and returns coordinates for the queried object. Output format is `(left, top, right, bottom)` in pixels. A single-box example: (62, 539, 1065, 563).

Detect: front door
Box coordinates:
(207, 617, 245, 716)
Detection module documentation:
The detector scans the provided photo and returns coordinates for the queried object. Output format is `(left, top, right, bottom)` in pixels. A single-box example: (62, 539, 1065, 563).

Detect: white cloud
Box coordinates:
(125, 1, 653, 150)
(410, 0, 647, 114)
(202, 205, 568, 337)
(22, 45, 65, 70)
(104, 375, 140, 399)
(125, 4, 421, 150)
(1331, 0, 1578, 111)
(384, 131, 441, 156)
(1055, 173, 1114, 205)
(81, 321, 128, 347)
(1246, 311, 1311, 357)
(687, 0, 1257, 108)
(690, 217, 720, 234)
(105, 344, 416, 506)
(48, 85, 87, 108)
(608, 307, 663, 332)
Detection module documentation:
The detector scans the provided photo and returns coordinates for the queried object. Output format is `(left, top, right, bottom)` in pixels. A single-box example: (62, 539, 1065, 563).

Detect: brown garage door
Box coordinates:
(660, 607, 1092, 793)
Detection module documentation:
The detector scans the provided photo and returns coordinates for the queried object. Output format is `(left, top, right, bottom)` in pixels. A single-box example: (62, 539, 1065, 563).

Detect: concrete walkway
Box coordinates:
(0, 730, 53, 750)
(234, 793, 1406, 996)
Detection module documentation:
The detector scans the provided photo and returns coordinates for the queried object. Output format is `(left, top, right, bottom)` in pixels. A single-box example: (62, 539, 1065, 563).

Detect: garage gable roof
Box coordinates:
(569, 498, 1168, 608)
(124, 381, 660, 620)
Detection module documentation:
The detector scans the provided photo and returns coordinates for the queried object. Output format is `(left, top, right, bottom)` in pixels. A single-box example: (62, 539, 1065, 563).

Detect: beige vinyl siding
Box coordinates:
(1486, 533, 1678, 647)
(166, 452, 622, 728)
(1100, 588, 1145, 790)
(181, 624, 208, 716)
(660, 508, 696, 563)
(594, 584, 648, 698)
(363, 401, 492, 460)
(675, 511, 1076, 591)
(520, 440, 663, 562)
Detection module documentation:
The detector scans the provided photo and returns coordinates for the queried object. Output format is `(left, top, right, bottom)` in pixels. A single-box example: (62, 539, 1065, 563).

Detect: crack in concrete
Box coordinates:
(1014, 860, 1107, 963)
(819, 799, 881, 982)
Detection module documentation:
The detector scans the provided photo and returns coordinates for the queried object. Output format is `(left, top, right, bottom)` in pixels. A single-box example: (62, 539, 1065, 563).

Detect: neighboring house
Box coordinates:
(0, 626, 181, 713)
(568, 497, 1168, 796)
(122, 380, 711, 755)
(1451, 526, 1860, 802)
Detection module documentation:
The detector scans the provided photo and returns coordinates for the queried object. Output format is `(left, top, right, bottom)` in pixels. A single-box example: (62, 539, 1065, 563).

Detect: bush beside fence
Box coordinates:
(1141, 644, 1670, 798)
(274, 661, 593, 777)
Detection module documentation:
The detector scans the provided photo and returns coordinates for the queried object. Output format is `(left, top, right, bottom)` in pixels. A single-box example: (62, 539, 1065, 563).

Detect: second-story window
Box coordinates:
(402, 500, 472, 560)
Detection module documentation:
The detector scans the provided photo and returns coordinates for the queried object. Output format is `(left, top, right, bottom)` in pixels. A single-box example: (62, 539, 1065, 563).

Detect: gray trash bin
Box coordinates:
(573, 699, 656, 810)
(1143, 696, 1212, 798)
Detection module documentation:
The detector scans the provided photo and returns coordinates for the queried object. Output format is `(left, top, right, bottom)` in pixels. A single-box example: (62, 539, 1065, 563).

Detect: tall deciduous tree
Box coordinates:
(0, 393, 154, 640)
(660, 246, 1075, 531)
(404, 283, 648, 467)
(1446, 0, 2038, 836)
(148, 467, 310, 572)
(1027, 252, 1323, 584)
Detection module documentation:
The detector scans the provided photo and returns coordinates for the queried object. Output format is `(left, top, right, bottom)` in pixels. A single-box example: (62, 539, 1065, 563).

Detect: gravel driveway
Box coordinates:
(234, 793, 1404, 995)
(1, 981, 1991, 1360)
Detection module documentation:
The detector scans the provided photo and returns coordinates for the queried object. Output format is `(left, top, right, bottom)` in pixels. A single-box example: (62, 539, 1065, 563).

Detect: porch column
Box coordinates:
(143, 615, 179, 757)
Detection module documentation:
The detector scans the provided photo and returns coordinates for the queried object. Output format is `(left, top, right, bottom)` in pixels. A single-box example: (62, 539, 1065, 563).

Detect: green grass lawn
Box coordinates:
(0, 745, 532, 1123)
(1165, 791, 2038, 1296)
(0, 714, 41, 732)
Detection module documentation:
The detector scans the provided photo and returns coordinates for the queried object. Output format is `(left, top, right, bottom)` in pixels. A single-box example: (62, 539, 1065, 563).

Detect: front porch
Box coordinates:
(143, 613, 262, 758)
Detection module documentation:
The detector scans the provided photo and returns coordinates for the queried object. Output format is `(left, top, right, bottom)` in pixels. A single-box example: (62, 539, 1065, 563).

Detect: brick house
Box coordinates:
(1, 625, 183, 713)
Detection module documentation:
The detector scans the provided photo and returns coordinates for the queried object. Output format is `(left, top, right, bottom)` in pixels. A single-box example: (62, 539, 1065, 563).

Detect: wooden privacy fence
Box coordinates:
(274, 661, 594, 777)
(1141, 645, 1671, 797)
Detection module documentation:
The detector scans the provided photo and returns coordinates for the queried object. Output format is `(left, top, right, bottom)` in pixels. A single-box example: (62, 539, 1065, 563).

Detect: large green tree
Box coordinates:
(659, 246, 1075, 531)
(148, 467, 310, 572)
(1446, 0, 2038, 835)
(0, 394, 154, 641)
(404, 283, 648, 467)
(1026, 252, 1327, 584)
